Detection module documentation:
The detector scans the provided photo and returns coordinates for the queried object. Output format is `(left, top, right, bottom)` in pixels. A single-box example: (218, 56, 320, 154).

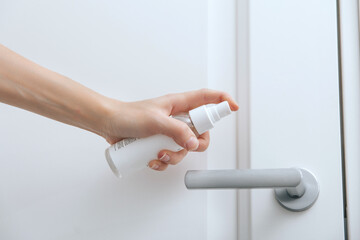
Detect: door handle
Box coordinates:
(185, 168, 319, 212)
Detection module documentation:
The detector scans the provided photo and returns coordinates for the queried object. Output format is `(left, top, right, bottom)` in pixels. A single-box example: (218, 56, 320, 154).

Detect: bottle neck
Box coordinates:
(172, 113, 200, 137)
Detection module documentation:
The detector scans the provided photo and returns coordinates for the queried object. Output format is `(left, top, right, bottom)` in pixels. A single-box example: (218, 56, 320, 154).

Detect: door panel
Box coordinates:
(245, 0, 345, 239)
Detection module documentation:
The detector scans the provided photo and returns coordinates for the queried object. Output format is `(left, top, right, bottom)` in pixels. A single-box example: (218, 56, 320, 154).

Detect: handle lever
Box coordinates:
(185, 168, 319, 212)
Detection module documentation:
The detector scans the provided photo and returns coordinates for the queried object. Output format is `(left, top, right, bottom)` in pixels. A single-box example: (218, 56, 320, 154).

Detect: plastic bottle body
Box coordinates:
(105, 114, 195, 178)
(105, 135, 182, 178)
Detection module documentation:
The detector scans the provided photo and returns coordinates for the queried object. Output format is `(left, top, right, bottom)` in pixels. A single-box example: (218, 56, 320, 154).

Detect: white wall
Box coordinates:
(0, 1, 211, 239)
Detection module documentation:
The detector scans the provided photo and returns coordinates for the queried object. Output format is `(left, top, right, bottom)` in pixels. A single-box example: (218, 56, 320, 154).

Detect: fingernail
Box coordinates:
(185, 136, 199, 151)
(160, 153, 170, 163)
(151, 164, 159, 170)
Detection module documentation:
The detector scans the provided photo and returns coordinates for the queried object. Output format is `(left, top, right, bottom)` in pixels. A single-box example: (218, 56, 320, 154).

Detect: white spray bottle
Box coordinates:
(105, 101, 232, 178)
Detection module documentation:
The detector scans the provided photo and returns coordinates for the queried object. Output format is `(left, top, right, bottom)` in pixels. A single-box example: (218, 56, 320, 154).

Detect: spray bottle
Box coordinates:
(105, 101, 232, 178)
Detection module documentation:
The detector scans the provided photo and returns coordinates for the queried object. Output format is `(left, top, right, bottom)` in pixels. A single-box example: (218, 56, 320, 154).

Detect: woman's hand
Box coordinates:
(0, 45, 238, 172)
(99, 89, 239, 171)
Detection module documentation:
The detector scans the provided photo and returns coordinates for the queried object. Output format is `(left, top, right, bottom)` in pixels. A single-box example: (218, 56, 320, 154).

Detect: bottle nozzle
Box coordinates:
(189, 101, 232, 135)
(214, 101, 232, 119)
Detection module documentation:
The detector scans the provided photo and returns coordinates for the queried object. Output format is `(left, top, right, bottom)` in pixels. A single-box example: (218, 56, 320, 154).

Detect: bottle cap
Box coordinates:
(189, 101, 232, 135)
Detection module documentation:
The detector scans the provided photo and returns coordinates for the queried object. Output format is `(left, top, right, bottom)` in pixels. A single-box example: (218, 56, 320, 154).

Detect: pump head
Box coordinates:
(189, 101, 232, 135)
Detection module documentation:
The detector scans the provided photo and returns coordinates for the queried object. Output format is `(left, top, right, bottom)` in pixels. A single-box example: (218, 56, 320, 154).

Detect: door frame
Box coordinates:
(338, 0, 360, 239)
(207, 1, 255, 239)
(207, 1, 239, 239)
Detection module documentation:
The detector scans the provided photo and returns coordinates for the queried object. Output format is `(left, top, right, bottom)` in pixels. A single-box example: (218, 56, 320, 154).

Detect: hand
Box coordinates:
(0, 46, 239, 172)
(99, 89, 239, 171)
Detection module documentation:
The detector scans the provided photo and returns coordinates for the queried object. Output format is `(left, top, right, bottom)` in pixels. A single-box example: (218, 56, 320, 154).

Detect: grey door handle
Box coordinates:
(185, 168, 319, 212)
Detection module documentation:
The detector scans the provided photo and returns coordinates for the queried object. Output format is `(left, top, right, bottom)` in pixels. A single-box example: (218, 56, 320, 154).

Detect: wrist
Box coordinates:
(88, 95, 119, 138)
(74, 93, 116, 138)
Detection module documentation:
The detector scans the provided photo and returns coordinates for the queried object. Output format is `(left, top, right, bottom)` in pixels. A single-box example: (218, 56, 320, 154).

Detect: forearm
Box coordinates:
(0, 44, 111, 136)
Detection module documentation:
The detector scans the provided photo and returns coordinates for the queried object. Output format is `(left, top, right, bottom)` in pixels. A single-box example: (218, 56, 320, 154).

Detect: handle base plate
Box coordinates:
(274, 169, 319, 212)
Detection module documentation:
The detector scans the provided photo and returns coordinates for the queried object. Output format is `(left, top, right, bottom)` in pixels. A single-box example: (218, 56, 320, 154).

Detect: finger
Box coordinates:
(195, 131, 210, 152)
(167, 88, 239, 114)
(160, 117, 199, 151)
(158, 149, 188, 165)
(148, 160, 168, 171)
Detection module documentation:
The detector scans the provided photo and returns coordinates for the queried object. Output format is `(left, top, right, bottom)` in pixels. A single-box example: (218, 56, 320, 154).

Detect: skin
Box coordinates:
(0, 44, 239, 171)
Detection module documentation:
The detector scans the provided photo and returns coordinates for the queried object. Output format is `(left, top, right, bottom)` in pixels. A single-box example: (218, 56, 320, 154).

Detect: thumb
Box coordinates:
(161, 117, 199, 151)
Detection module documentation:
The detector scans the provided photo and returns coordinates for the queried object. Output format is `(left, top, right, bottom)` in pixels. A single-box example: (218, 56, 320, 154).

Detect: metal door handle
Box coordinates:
(185, 168, 319, 212)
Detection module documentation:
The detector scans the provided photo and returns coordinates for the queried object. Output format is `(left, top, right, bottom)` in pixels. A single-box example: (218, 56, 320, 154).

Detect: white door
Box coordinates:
(0, 0, 354, 239)
(0, 1, 238, 239)
(193, 0, 347, 238)
(235, 0, 345, 239)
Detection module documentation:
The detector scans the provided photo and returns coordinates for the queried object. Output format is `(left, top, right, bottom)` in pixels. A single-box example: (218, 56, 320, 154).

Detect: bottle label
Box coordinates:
(113, 138, 138, 151)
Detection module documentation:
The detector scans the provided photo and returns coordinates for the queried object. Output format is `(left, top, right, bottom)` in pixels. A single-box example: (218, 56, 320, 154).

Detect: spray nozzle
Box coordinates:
(189, 101, 232, 135)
